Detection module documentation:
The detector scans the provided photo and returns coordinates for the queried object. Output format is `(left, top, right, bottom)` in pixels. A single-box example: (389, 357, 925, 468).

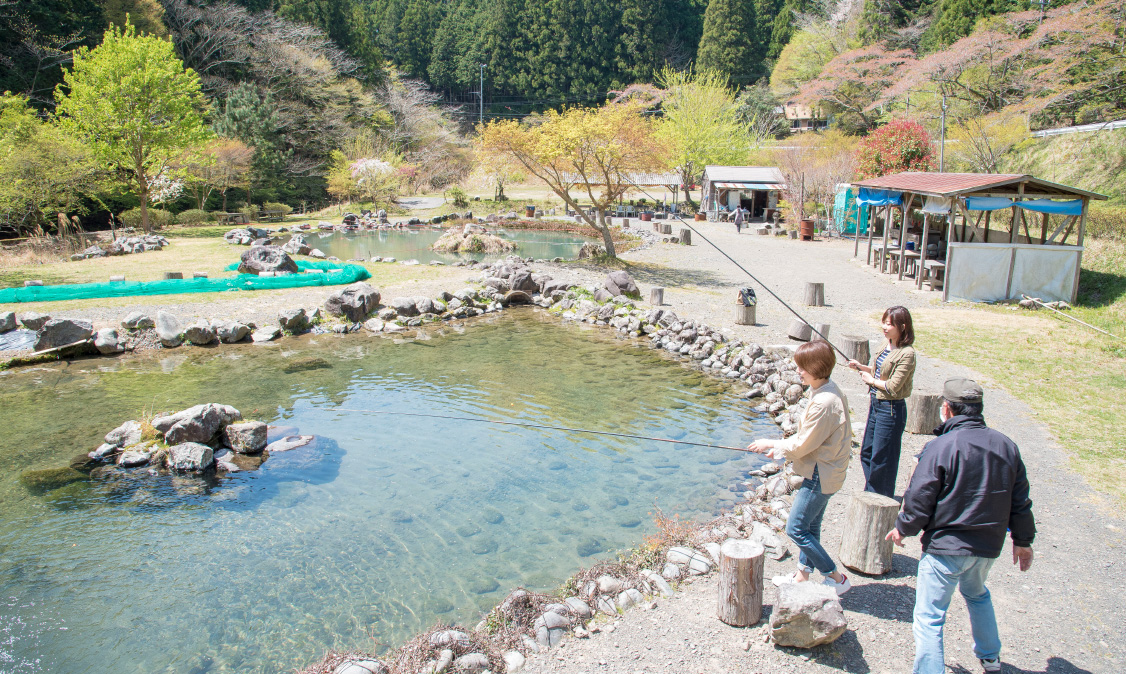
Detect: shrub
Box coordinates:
(261, 201, 293, 216)
(119, 207, 174, 230)
(1085, 203, 1126, 241)
(446, 186, 469, 208)
(238, 204, 260, 222)
(176, 209, 212, 225)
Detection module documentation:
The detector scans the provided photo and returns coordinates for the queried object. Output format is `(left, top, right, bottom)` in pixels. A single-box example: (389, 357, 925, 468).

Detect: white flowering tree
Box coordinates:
(148, 173, 185, 206)
(350, 158, 399, 206)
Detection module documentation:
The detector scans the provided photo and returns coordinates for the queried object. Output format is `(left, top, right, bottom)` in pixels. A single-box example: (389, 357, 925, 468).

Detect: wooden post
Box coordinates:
(880, 205, 891, 272)
(163, 272, 183, 280)
(898, 194, 912, 280)
(679, 228, 692, 245)
(735, 304, 756, 326)
(787, 319, 812, 342)
(716, 539, 764, 627)
(906, 393, 944, 434)
(838, 492, 901, 575)
(854, 204, 863, 258)
(803, 282, 825, 307)
(917, 214, 930, 290)
(650, 287, 664, 305)
(839, 335, 870, 365)
(812, 322, 830, 340)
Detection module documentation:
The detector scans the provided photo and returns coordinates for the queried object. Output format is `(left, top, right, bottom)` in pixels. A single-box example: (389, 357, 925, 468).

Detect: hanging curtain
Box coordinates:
(1017, 199, 1083, 216)
(965, 197, 1013, 211)
(920, 196, 950, 214)
(855, 188, 903, 207)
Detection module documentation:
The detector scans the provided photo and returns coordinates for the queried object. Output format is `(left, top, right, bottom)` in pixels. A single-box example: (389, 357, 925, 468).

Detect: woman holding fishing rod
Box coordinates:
(848, 306, 917, 497)
(746, 340, 853, 595)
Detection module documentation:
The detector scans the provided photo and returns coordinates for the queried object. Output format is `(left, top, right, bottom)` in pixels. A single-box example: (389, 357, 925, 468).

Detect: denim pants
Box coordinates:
(913, 553, 1001, 674)
(861, 393, 907, 497)
(784, 469, 837, 575)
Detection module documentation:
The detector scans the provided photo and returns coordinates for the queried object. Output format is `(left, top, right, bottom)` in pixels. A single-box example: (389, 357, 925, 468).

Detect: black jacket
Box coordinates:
(896, 415, 1036, 558)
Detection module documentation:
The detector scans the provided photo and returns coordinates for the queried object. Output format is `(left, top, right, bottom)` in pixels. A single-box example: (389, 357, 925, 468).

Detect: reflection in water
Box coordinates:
(0, 311, 770, 673)
(309, 228, 592, 263)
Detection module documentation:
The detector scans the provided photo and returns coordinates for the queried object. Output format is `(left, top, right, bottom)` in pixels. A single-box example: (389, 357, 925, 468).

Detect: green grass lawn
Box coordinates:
(915, 238, 1126, 506)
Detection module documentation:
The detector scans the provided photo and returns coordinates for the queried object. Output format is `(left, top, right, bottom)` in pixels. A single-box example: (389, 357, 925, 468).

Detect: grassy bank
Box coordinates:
(915, 238, 1126, 506)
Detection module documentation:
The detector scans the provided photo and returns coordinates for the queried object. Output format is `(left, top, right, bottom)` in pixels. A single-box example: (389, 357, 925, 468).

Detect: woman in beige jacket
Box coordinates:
(747, 340, 853, 595)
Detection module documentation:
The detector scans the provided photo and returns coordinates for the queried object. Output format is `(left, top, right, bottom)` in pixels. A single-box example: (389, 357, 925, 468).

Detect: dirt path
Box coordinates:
(523, 222, 1125, 674)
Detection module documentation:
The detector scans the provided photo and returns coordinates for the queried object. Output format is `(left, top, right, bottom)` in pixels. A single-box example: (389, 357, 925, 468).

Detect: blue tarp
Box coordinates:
(833, 187, 870, 235)
(1017, 199, 1084, 216)
(855, 188, 903, 207)
(965, 197, 1014, 212)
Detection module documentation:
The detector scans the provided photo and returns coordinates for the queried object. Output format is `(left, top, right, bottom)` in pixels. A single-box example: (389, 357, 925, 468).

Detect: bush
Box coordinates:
(239, 204, 260, 222)
(446, 186, 469, 208)
(1086, 203, 1126, 240)
(119, 207, 174, 230)
(261, 201, 293, 216)
(176, 209, 213, 225)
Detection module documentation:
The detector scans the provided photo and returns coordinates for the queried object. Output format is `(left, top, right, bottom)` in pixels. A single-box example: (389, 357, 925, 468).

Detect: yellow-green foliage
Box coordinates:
(1005, 128, 1126, 203)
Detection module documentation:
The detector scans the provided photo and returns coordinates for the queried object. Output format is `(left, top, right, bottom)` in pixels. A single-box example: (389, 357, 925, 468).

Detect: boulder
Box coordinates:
(278, 308, 311, 334)
(541, 279, 573, 295)
(264, 435, 313, 453)
(770, 582, 847, 648)
(577, 242, 605, 259)
(308, 248, 326, 259)
(155, 311, 183, 347)
(117, 448, 152, 467)
(105, 420, 143, 447)
(667, 546, 712, 575)
(413, 296, 435, 315)
(184, 323, 217, 346)
(0, 311, 15, 333)
(94, 328, 126, 354)
(224, 421, 267, 454)
(224, 228, 254, 245)
(428, 630, 470, 650)
(282, 235, 312, 256)
(452, 654, 489, 673)
(19, 312, 50, 331)
(165, 442, 214, 472)
(237, 246, 299, 275)
(534, 610, 570, 647)
(503, 650, 525, 674)
(332, 661, 388, 674)
(121, 312, 154, 330)
(604, 271, 641, 299)
(252, 326, 281, 343)
(641, 570, 674, 597)
(593, 288, 614, 303)
(390, 297, 420, 317)
(509, 269, 538, 293)
(34, 319, 94, 351)
(597, 575, 624, 595)
(215, 321, 250, 344)
(564, 597, 593, 620)
(325, 282, 381, 322)
(157, 403, 241, 444)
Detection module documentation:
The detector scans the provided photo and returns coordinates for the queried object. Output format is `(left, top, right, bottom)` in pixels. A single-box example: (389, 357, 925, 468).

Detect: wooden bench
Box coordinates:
(261, 210, 286, 222)
(217, 212, 249, 225)
(922, 260, 946, 290)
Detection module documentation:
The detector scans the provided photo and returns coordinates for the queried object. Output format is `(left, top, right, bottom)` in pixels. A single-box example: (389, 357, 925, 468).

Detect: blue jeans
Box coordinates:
(913, 553, 1001, 674)
(861, 393, 907, 497)
(785, 469, 837, 575)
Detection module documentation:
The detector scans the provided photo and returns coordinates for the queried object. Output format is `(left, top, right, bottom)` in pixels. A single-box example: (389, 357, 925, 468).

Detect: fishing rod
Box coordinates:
(626, 182, 850, 361)
(1021, 294, 1123, 341)
(329, 407, 752, 452)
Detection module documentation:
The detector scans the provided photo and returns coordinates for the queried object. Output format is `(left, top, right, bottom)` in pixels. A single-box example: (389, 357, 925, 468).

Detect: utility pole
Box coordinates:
(478, 64, 485, 126)
(939, 94, 947, 172)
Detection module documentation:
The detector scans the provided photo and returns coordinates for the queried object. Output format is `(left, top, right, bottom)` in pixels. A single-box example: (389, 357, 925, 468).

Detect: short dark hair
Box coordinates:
(794, 340, 835, 379)
(883, 305, 915, 347)
(946, 399, 984, 417)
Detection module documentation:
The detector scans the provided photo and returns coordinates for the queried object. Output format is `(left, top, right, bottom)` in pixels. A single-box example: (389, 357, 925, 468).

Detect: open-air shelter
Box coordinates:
(563, 172, 682, 215)
(700, 166, 787, 221)
(849, 172, 1106, 303)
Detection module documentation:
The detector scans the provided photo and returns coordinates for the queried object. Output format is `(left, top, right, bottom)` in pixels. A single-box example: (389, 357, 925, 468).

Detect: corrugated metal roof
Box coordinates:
(562, 172, 680, 187)
(713, 182, 785, 190)
(703, 166, 786, 184)
(852, 172, 1107, 199)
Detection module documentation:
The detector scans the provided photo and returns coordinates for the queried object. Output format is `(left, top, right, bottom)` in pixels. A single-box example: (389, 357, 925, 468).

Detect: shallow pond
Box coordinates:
(308, 228, 592, 263)
(0, 310, 769, 674)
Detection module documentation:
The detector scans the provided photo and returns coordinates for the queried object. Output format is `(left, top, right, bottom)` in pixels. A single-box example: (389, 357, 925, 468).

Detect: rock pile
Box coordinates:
(224, 227, 274, 246)
(430, 226, 518, 254)
(70, 235, 169, 260)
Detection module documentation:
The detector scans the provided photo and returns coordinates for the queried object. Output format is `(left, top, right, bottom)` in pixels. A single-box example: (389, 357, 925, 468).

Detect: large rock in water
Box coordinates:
(604, 271, 641, 299)
(155, 403, 242, 445)
(224, 421, 267, 454)
(237, 246, 298, 275)
(94, 327, 125, 354)
(770, 582, 847, 648)
(278, 308, 310, 333)
(155, 310, 183, 347)
(509, 269, 539, 293)
(282, 235, 311, 256)
(166, 442, 214, 472)
(34, 319, 94, 351)
(324, 282, 380, 322)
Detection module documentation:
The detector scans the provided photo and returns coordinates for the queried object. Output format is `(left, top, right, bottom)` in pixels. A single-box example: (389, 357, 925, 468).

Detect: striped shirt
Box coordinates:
(873, 346, 892, 382)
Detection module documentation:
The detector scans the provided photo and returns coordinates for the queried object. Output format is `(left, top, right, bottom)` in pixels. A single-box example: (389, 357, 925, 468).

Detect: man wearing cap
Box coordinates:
(887, 378, 1036, 674)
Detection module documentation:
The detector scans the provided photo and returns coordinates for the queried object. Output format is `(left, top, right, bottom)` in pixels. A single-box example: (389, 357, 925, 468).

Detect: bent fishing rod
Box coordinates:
(626, 182, 850, 361)
(329, 407, 753, 452)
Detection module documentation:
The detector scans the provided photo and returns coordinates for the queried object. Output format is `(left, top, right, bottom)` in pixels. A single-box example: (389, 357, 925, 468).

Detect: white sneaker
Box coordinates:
(822, 574, 851, 595)
(981, 658, 1001, 673)
(771, 573, 801, 587)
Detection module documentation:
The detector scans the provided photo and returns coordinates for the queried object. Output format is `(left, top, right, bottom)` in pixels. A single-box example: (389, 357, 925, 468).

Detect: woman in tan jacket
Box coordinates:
(747, 340, 853, 595)
(848, 305, 917, 497)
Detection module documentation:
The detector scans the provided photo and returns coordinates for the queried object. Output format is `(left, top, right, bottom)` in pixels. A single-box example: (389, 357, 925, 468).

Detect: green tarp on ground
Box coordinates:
(0, 260, 370, 304)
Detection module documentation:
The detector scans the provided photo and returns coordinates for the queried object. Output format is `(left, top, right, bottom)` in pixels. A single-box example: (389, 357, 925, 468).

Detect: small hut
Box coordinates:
(849, 172, 1106, 303)
(700, 166, 787, 222)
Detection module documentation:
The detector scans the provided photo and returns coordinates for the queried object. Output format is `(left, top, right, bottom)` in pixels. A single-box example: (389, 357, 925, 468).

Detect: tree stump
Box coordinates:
(650, 287, 664, 305)
(838, 492, 901, 575)
(661, 223, 673, 235)
(717, 538, 764, 626)
(621, 218, 630, 228)
(756, 228, 769, 235)
(803, 282, 825, 307)
(787, 319, 812, 342)
(811, 323, 830, 341)
(906, 393, 944, 434)
(735, 304, 756, 326)
(653, 222, 661, 232)
(679, 228, 692, 245)
(839, 335, 870, 365)
(163, 272, 183, 280)
(789, 230, 798, 239)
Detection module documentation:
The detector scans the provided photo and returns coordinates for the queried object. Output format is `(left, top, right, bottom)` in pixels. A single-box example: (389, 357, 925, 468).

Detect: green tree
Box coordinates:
(617, 0, 671, 83)
(55, 21, 211, 231)
(656, 67, 752, 206)
(212, 82, 290, 203)
(101, 0, 167, 36)
(920, 0, 1018, 52)
(397, 0, 443, 78)
(766, 0, 816, 60)
(0, 92, 107, 236)
(0, 0, 105, 107)
(696, 0, 764, 88)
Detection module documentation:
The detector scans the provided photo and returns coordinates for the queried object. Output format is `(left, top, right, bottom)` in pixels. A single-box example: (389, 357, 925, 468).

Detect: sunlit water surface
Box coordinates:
(0, 311, 769, 674)
(307, 229, 592, 263)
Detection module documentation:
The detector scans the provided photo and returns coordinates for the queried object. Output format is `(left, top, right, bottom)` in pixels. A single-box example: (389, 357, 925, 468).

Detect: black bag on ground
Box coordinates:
(739, 287, 757, 306)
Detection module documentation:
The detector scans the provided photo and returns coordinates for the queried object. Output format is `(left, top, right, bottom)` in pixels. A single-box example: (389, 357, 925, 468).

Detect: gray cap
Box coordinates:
(943, 377, 983, 404)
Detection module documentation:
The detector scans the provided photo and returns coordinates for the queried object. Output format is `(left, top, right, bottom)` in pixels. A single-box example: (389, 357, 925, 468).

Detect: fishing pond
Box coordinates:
(308, 228, 593, 263)
(0, 310, 770, 673)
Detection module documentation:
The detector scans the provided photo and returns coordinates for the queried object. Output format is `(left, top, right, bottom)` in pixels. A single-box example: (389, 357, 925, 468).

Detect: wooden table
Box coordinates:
(261, 210, 285, 222)
(218, 212, 249, 225)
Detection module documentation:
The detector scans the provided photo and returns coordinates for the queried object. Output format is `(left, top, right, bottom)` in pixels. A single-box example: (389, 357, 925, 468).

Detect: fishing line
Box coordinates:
(625, 182, 850, 361)
(329, 407, 751, 452)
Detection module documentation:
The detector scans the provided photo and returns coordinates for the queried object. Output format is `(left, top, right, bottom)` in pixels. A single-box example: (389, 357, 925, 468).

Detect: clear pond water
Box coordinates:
(0, 311, 770, 674)
(307, 228, 592, 263)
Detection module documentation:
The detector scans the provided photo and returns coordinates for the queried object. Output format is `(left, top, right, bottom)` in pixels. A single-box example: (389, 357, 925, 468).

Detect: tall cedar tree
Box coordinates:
(920, 0, 1017, 52)
(697, 0, 764, 88)
(278, 0, 385, 81)
(397, 0, 445, 79)
(617, 0, 671, 83)
(766, 0, 816, 60)
(212, 82, 291, 203)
